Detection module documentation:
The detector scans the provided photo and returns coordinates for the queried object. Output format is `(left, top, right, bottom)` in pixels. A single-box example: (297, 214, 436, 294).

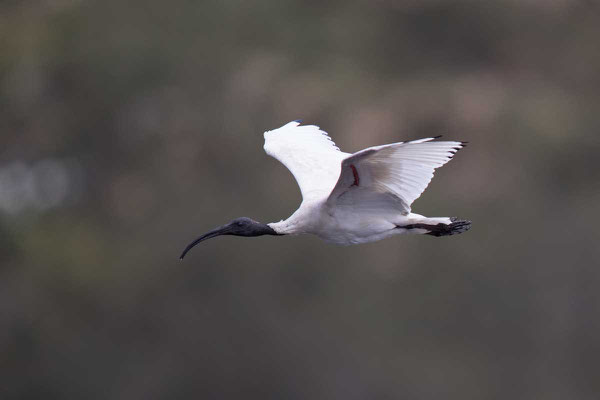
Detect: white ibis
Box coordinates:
(180, 120, 470, 259)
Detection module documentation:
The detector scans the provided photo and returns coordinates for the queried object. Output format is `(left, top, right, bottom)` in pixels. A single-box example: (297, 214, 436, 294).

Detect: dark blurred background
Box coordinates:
(2, 0, 600, 399)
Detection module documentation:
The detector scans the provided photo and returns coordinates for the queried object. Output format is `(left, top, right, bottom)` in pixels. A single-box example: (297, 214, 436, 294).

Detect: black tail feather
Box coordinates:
(404, 217, 471, 237)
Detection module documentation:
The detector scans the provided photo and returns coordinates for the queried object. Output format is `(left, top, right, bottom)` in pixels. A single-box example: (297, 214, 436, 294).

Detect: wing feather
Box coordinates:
(264, 121, 347, 200)
(327, 138, 466, 214)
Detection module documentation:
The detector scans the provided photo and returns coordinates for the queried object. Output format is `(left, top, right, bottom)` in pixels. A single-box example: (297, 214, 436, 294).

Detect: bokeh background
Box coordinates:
(2, 0, 600, 399)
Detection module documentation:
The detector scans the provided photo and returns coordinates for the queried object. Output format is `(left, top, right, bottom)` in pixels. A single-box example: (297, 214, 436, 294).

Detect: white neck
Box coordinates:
(268, 201, 323, 235)
(268, 219, 301, 235)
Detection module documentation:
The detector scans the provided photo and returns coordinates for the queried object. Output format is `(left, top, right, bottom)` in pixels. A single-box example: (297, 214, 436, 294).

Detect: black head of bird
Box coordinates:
(179, 217, 279, 259)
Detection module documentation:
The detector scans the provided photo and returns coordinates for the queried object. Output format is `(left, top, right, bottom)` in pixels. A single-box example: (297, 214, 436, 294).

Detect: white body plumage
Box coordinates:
(264, 121, 469, 245)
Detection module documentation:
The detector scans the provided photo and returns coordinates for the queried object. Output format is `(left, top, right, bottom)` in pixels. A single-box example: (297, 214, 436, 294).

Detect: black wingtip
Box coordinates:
(432, 135, 443, 139)
(293, 119, 303, 123)
(452, 142, 468, 151)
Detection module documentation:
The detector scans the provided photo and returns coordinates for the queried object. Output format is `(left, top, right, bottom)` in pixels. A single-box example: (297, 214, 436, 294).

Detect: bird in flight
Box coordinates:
(180, 121, 470, 259)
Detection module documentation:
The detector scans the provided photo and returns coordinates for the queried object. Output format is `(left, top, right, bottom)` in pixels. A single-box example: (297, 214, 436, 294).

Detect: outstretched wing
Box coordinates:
(327, 138, 466, 214)
(264, 121, 348, 201)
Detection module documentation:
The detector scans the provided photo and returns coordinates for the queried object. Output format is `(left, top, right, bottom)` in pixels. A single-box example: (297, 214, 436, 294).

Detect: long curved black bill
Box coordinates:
(179, 225, 230, 260)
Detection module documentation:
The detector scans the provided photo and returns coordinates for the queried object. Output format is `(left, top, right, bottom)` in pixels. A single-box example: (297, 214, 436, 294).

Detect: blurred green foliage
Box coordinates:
(2, 0, 600, 399)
